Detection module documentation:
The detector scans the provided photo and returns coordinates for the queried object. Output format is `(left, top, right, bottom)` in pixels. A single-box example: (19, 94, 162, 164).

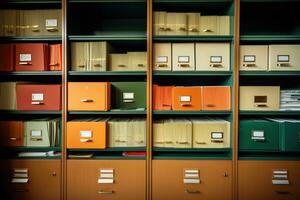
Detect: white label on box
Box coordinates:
(123, 92, 134, 100)
(11, 178, 29, 183)
(210, 56, 222, 63)
(157, 56, 168, 63)
(14, 169, 28, 173)
(273, 174, 288, 179)
(14, 173, 28, 178)
(100, 169, 114, 173)
(178, 56, 190, 63)
(100, 174, 114, 178)
(46, 19, 57, 27)
(32, 93, 44, 101)
(98, 179, 114, 184)
(30, 130, 42, 137)
(80, 130, 92, 138)
(185, 174, 199, 178)
(180, 96, 191, 102)
(273, 170, 288, 174)
(272, 180, 289, 185)
(20, 54, 32, 62)
(252, 131, 264, 137)
(244, 55, 256, 62)
(278, 55, 289, 62)
(185, 170, 198, 173)
(211, 132, 223, 139)
(183, 179, 200, 184)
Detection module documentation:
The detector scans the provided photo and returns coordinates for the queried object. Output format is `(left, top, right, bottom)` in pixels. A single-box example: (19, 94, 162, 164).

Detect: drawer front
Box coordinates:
(71, 42, 89, 71)
(89, 42, 108, 72)
(0, 121, 23, 147)
(175, 13, 188, 36)
(199, 16, 218, 35)
(0, 82, 16, 110)
(153, 43, 172, 71)
(42, 9, 62, 36)
(0, 44, 14, 71)
(128, 52, 147, 71)
(111, 82, 146, 110)
(24, 121, 50, 147)
(202, 86, 231, 110)
(187, 13, 200, 36)
(109, 54, 129, 71)
(152, 160, 232, 200)
(281, 122, 300, 152)
(67, 122, 106, 149)
(15, 44, 48, 71)
(68, 82, 110, 111)
(218, 16, 230, 36)
(269, 45, 300, 71)
(172, 87, 202, 111)
(172, 43, 195, 71)
(5, 159, 61, 200)
(16, 84, 61, 111)
(154, 11, 167, 36)
(195, 43, 230, 71)
(49, 44, 62, 71)
(239, 120, 280, 151)
(239, 86, 280, 111)
(67, 160, 146, 200)
(193, 121, 230, 148)
(240, 45, 268, 71)
(238, 161, 300, 200)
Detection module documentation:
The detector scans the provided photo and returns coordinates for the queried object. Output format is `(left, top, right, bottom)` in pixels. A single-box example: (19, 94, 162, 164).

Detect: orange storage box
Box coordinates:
(67, 121, 107, 149)
(172, 86, 202, 111)
(49, 44, 62, 71)
(0, 121, 24, 147)
(16, 84, 61, 111)
(68, 82, 110, 111)
(15, 43, 49, 71)
(0, 44, 14, 71)
(153, 85, 172, 110)
(202, 86, 231, 110)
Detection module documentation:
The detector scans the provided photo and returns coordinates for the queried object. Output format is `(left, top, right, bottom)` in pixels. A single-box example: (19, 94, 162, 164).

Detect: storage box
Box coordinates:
(172, 86, 202, 111)
(240, 45, 268, 71)
(172, 43, 195, 71)
(202, 86, 231, 110)
(153, 43, 172, 71)
(0, 44, 14, 71)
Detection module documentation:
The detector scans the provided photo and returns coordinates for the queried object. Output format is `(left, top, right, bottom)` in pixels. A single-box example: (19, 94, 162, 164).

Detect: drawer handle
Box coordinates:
(117, 64, 126, 67)
(46, 27, 59, 32)
(203, 29, 212, 32)
(15, 189, 29, 193)
(94, 64, 102, 67)
(10, 137, 18, 141)
(195, 141, 206, 144)
(80, 138, 92, 143)
(211, 140, 224, 143)
(255, 104, 268, 107)
(179, 27, 187, 31)
(51, 172, 57, 177)
(185, 189, 201, 194)
(206, 104, 215, 107)
(277, 63, 290, 67)
(155, 141, 165, 144)
(210, 64, 222, 68)
(115, 140, 127, 143)
(81, 99, 94, 103)
(181, 103, 192, 107)
(98, 190, 114, 194)
(156, 64, 168, 68)
(136, 140, 144, 144)
(165, 27, 172, 31)
(137, 64, 145, 67)
(78, 65, 85, 68)
(243, 63, 256, 67)
(19, 62, 32, 65)
(30, 138, 42, 141)
(158, 27, 166, 31)
(177, 141, 189, 144)
(31, 101, 44, 105)
(189, 28, 199, 32)
(276, 191, 291, 195)
(178, 64, 190, 68)
(165, 141, 173, 144)
(253, 139, 265, 142)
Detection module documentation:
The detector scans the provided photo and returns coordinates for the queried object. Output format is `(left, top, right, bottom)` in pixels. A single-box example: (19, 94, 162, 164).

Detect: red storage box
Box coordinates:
(15, 43, 49, 71)
(0, 44, 14, 71)
(49, 44, 63, 71)
(16, 84, 61, 111)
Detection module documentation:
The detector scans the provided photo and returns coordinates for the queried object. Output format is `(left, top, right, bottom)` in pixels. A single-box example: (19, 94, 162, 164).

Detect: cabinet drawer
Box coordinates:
(202, 86, 231, 110)
(153, 43, 172, 71)
(68, 82, 110, 111)
(269, 45, 300, 71)
(152, 160, 232, 200)
(240, 45, 268, 71)
(172, 43, 195, 71)
(239, 86, 280, 111)
(172, 86, 202, 111)
(67, 160, 146, 200)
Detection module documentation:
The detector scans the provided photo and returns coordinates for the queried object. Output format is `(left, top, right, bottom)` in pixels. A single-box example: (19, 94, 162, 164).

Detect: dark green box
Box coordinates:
(111, 82, 146, 110)
(239, 119, 280, 152)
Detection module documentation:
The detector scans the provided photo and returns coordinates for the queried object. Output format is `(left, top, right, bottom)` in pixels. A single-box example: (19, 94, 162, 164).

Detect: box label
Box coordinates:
(211, 132, 223, 139)
(157, 56, 168, 63)
(277, 55, 289, 62)
(210, 56, 222, 63)
(178, 56, 190, 63)
(80, 130, 92, 138)
(30, 130, 42, 137)
(46, 19, 58, 27)
(20, 54, 32, 62)
(32, 93, 44, 101)
(244, 55, 256, 62)
(180, 96, 191, 102)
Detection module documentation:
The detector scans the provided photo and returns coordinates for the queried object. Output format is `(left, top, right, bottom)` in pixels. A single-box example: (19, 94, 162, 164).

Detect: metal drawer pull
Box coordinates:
(181, 103, 192, 107)
(98, 190, 114, 194)
(195, 141, 206, 144)
(189, 28, 199, 32)
(165, 27, 172, 31)
(210, 64, 222, 68)
(94, 64, 102, 67)
(179, 27, 187, 31)
(81, 99, 93, 103)
(78, 65, 85, 68)
(115, 140, 127, 143)
(80, 138, 92, 143)
(10, 137, 18, 141)
(137, 64, 145, 67)
(206, 104, 215, 107)
(31, 101, 44, 105)
(177, 141, 189, 144)
(19, 62, 32, 65)
(277, 63, 290, 67)
(203, 29, 212, 32)
(117, 64, 126, 67)
(276, 191, 290, 195)
(255, 104, 267, 107)
(178, 64, 190, 68)
(186, 189, 200, 194)
(15, 189, 29, 193)
(46, 27, 58, 32)
(165, 141, 173, 144)
(158, 27, 166, 31)
(157, 64, 168, 68)
(243, 63, 256, 67)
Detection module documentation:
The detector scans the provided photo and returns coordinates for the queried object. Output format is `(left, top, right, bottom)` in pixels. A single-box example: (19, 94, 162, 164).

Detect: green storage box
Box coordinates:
(239, 119, 280, 152)
(111, 82, 146, 110)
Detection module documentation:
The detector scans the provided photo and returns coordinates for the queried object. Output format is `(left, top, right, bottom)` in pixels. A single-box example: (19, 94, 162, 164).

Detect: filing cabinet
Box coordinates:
(42, 9, 62, 36)
(49, 44, 62, 71)
(172, 43, 195, 71)
(269, 45, 300, 71)
(202, 86, 231, 110)
(238, 161, 300, 200)
(240, 45, 268, 71)
(24, 121, 51, 147)
(128, 52, 147, 71)
(187, 13, 201, 36)
(239, 86, 280, 111)
(154, 11, 167, 35)
(239, 120, 280, 152)
(152, 160, 232, 200)
(67, 160, 146, 200)
(0, 44, 14, 71)
(71, 42, 89, 71)
(172, 86, 202, 111)
(153, 85, 172, 110)
(199, 16, 218, 35)
(153, 43, 172, 71)
(67, 121, 107, 149)
(2, 159, 61, 200)
(89, 42, 109, 71)
(192, 119, 230, 148)
(111, 82, 146, 110)
(68, 82, 110, 111)
(109, 54, 129, 71)
(0, 121, 24, 147)
(196, 43, 230, 71)
(0, 82, 16, 110)
(16, 84, 61, 111)
(2, 9, 18, 36)
(15, 43, 49, 71)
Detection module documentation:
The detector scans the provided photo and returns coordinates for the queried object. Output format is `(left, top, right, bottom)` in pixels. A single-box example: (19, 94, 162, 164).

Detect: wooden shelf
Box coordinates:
(153, 35, 233, 42)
